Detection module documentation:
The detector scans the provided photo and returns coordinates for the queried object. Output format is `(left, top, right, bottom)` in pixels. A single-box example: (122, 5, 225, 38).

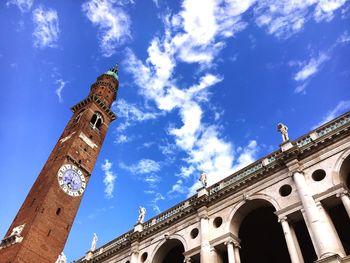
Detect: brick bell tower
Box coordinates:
(0, 65, 120, 263)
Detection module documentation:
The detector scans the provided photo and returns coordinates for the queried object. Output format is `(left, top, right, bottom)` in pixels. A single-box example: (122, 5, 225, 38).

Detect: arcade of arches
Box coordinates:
(138, 154, 350, 263)
(76, 113, 350, 263)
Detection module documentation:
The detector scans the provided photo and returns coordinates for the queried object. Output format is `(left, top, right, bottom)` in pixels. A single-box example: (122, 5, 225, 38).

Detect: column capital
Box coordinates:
(336, 190, 349, 198)
(183, 256, 192, 263)
(289, 169, 304, 177)
(197, 206, 208, 219)
(278, 216, 288, 223)
(199, 214, 209, 220)
(129, 249, 139, 256)
(224, 239, 240, 248)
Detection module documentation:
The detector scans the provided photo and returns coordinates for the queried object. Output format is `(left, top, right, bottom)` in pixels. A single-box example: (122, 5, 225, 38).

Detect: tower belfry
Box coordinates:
(0, 66, 120, 263)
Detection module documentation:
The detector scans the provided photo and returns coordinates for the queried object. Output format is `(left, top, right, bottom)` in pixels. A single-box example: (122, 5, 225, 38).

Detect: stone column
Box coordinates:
(225, 240, 236, 263)
(336, 190, 350, 218)
(200, 215, 211, 263)
(318, 203, 345, 257)
(290, 223, 304, 263)
(293, 171, 337, 258)
(210, 247, 223, 263)
(130, 249, 139, 263)
(279, 217, 304, 263)
(233, 243, 241, 263)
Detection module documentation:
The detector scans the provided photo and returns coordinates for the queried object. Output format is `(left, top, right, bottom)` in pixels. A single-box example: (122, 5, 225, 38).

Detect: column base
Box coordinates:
(314, 255, 342, 263)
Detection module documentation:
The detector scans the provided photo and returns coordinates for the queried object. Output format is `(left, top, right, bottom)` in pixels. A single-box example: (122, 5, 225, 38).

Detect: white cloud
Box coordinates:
(113, 99, 160, 143)
(170, 0, 255, 64)
(120, 159, 161, 189)
(55, 79, 67, 103)
(293, 52, 329, 93)
(313, 100, 350, 128)
(232, 140, 259, 171)
(101, 159, 117, 198)
(337, 30, 350, 44)
(144, 174, 161, 188)
(159, 142, 177, 156)
(168, 179, 186, 195)
(149, 192, 165, 213)
(32, 6, 59, 48)
(6, 0, 33, 12)
(115, 99, 159, 124)
(294, 83, 308, 94)
(121, 159, 161, 174)
(152, 0, 159, 8)
(292, 29, 349, 93)
(254, 0, 348, 38)
(314, 0, 347, 21)
(82, 0, 131, 57)
(124, 0, 263, 197)
(114, 134, 130, 144)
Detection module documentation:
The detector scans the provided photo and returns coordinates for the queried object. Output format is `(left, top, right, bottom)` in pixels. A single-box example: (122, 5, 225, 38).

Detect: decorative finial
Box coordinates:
(110, 63, 118, 73)
(277, 123, 289, 142)
(105, 63, 119, 80)
(137, 206, 146, 224)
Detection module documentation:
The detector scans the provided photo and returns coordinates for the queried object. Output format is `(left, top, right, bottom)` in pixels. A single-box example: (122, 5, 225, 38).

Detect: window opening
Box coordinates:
(90, 112, 103, 130)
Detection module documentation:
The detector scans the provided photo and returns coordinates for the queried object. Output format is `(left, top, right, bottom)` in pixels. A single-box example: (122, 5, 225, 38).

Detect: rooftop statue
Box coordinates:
(199, 172, 208, 188)
(90, 233, 98, 252)
(138, 206, 146, 224)
(277, 123, 289, 142)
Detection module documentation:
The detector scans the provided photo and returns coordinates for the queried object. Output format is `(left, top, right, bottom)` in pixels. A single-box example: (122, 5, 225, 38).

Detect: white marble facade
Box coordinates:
(75, 112, 350, 263)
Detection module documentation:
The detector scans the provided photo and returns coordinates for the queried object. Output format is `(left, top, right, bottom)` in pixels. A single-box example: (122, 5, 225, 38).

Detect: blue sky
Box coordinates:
(0, 0, 349, 260)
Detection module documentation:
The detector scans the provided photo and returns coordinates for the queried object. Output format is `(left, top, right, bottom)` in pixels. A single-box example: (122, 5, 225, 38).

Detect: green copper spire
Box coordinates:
(105, 64, 119, 80)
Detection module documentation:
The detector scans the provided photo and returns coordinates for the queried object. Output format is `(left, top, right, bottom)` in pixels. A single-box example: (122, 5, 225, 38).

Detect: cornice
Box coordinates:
(71, 95, 117, 121)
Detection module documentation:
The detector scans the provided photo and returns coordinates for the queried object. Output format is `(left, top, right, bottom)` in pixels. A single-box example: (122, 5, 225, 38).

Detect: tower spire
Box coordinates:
(105, 63, 119, 80)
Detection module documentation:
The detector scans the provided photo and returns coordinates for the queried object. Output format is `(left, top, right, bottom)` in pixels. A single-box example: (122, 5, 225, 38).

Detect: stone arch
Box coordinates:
(228, 193, 280, 235)
(332, 148, 350, 186)
(150, 235, 187, 263)
(228, 194, 291, 262)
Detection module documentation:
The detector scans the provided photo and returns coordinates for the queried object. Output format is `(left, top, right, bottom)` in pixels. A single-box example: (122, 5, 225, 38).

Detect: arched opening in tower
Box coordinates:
(152, 239, 185, 263)
(238, 206, 291, 263)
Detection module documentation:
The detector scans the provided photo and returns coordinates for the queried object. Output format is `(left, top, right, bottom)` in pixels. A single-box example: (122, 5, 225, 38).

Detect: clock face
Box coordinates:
(57, 164, 86, 197)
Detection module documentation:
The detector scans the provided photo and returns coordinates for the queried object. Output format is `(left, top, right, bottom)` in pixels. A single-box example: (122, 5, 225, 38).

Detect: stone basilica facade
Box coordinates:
(75, 111, 350, 263)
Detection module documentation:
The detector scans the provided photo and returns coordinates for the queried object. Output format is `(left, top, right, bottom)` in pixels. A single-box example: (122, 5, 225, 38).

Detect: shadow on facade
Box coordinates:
(327, 153, 350, 255)
(239, 205, 291, 263)
(152, 239, 185, 263)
